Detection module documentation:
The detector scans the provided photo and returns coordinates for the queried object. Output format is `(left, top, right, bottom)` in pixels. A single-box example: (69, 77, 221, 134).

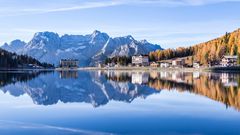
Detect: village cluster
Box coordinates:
(108, 55, 239, 69)
(58, 54, 239, 69)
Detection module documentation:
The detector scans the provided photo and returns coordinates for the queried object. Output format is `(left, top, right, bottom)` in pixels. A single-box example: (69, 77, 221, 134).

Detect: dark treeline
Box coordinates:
(104, 56, 131, 66)
(0, 49, 54, 68)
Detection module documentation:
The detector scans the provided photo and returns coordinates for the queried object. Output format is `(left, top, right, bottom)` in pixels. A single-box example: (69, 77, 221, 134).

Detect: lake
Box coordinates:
(0, 70, 240, 135)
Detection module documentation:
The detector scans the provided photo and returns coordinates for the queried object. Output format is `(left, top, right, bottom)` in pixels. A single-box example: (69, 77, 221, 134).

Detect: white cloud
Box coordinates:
(0, 0, 124, 17)
(22, 1, 123, 13)
(0, 0, 239, 17)
(112, 0, 240, 7)
(133, 0, 240, 6)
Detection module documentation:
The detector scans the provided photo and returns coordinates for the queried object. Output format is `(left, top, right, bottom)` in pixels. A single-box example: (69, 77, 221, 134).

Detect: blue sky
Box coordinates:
(0, 0, 240, 49)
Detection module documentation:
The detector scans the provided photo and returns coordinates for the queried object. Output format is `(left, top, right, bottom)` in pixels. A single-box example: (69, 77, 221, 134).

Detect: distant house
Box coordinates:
(172, 58, 185, 67)
(150, 62, 159, 67)
(193, 62, 200, 68)
(60, 59, 79, 68)
(160, 62, 171, 68)
(95, 62, 103, 68)
(221, 55, 238, 67)
(132, 55, 149, 66)
(115, 63, 121, 67)
(98, 63, 103, 68)
(107, 63, 115, 67)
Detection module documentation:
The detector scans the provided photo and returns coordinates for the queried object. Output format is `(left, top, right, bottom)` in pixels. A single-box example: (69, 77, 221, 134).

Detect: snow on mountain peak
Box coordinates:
(90, 30, 109, 44)
(29, 31, 61, 48)
(126, 35, 134, 40)
(34, 31, 59, 38)
(92, 30, 101, 36)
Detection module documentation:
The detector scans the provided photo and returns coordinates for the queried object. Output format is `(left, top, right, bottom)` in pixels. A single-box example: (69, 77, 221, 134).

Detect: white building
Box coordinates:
(60, 59, 79, 68)
(193, 62, 200, 68)
(132, 55, 149, 66)
(172, 59, 185, 67)
(221, 55, 238, 67)
(160, 62, 170, 68)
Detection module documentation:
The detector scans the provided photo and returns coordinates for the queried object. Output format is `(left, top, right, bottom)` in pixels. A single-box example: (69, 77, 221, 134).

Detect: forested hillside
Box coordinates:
(0, 48, 54, 69)
(149, 28, 240, 65)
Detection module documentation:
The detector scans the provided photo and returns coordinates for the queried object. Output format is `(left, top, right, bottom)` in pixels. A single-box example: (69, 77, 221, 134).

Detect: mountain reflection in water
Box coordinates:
(0, 70, 240, 111)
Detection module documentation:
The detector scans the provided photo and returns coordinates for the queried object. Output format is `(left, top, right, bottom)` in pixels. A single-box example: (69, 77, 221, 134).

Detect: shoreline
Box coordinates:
(78, 66, 240, 72)
(0, 66, 239, 72)
(79, 66, 207, 72)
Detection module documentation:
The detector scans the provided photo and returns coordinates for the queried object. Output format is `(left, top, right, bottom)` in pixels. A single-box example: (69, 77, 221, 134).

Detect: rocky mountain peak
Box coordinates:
(1, 31, 162, 66)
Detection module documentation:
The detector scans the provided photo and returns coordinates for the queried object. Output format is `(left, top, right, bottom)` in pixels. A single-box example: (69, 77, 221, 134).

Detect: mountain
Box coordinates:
(1, 30, 162, 66)
(0, 48, 53, 69)
(1, 39, 26, 53)
(149, 28, 240, 65)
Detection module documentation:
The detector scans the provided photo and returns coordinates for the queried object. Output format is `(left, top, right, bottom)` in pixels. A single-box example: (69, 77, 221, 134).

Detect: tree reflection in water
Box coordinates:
(0, 70, 53, 87)
(104, 71, 240, 111)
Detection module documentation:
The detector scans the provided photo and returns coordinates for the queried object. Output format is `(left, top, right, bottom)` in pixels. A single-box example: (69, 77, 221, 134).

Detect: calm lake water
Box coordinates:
(0, 70, 240, 135)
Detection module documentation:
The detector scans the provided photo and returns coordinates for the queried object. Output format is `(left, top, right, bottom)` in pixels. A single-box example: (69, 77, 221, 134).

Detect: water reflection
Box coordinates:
(0, 70, 158, 107)
(0, 71, 51, 87)
(59, 71, 78, 79)
(105, 71, 240, 111)
(0, 70, 240, 111)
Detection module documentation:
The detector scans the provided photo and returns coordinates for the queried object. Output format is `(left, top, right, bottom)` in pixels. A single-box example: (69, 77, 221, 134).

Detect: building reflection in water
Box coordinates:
(59, 71, 78, 79)
(220, 73, 238, 87)
(131, 72, 149, 85)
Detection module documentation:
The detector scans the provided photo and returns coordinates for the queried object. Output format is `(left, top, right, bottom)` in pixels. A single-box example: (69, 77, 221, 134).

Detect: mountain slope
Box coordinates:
(2, 30, 162, 66)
